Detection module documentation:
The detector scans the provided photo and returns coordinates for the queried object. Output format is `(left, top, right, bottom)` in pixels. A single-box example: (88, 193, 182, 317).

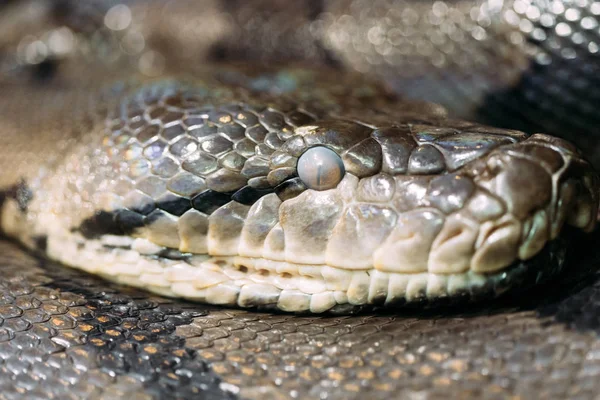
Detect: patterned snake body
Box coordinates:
(2, 1, 600, 399)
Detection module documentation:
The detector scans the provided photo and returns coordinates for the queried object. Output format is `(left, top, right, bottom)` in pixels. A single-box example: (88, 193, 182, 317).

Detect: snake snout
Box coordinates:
(278, 129, 600, 278)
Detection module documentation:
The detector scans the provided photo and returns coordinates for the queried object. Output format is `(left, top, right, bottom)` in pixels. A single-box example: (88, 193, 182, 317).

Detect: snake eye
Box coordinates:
(297, 146, 345, 191)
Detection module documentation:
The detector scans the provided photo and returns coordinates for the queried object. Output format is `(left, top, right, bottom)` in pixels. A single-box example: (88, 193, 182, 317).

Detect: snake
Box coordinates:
(2, 0, 600, 398)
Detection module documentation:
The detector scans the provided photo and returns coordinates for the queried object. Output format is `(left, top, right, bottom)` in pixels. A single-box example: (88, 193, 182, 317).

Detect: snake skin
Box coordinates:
(1, 67, 595, 312)
(0, 230, 600, 399)
(2, 0, 600, 399)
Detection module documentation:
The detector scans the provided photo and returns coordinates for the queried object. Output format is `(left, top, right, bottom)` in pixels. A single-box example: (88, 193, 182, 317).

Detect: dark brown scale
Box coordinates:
(128, 116, 145, 131)
(155, 192, 192, 216)
(245, 125, 268, 143)
(342, 138, 383, 178)
(408, 145, 446, 174)
(162, 123, 186, 141)
(219, 123, 246, 142)
(234, 138, 258, 157)
(137, 124, 161, 143)
(233, 111, 259, 127)
(147, 106, 168, 121)
(189, 123, 218, 139)
(232, 185, 274, 205)
(115, 209, 145, 232)
(285, 110, 316, 127)
(161, 111, 185, 125)
(259, 110, 286, 131)
(264, 132, 285, 149)
(191, 190, 235, 214)
(372, 126, 416, 174)
(208, 110, 233, 124)
(275, 177, 307, 202)
(183, 116, 205, 127)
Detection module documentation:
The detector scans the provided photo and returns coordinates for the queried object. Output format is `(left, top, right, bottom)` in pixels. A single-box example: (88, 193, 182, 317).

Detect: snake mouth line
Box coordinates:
(35, 229, 570, 314)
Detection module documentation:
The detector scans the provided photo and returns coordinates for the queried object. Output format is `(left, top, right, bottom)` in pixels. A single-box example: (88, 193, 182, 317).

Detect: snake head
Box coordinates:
(258, 118, 598, 283)
(2, 78, 598, 313)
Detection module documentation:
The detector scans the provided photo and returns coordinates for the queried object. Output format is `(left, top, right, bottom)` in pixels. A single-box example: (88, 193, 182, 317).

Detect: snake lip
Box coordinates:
(27, 226, 570, 314)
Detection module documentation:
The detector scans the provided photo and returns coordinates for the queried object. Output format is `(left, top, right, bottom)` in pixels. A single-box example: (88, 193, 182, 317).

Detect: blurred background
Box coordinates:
(1, 0, 600, 165)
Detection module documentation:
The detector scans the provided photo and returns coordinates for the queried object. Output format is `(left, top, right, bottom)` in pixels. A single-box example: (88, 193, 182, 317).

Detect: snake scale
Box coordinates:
(1, 0, 600, 398)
